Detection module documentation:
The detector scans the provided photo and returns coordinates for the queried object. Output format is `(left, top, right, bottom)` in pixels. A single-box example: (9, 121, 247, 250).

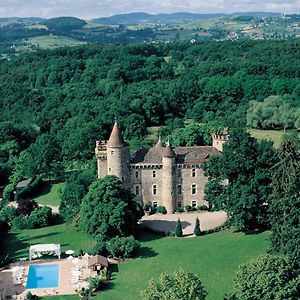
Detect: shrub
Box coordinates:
(175, 219, 183, 237)
(165, 231, 175, 237)
(185, 205, 192, 212)
(143, 201, 152, 213)
(88, 276, 107, 292)
(175, 207, 184, 213)
(12, 214, 28, 229)
(27, 206, 52, 229)
(25, 292, 38, 300)
(106, 236, 141, 258)
(17, 198, 38, 216)
(193, 217, 201, 236)
(91, 239, 106, 256)
(156, 205, 167, 214)
(197, 205, 208, 211)
(0, 206, 19, 225)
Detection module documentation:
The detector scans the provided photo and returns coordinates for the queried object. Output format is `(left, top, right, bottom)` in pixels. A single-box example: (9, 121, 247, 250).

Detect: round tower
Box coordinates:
(162, 143, 176, 214)
(106, 120, 129, 186)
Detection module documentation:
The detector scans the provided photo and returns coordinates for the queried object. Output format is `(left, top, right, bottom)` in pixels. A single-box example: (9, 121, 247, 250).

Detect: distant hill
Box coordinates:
(43, 17, 87, 31)
(0, 17, 46, 24)
(92, 11, 281, 25)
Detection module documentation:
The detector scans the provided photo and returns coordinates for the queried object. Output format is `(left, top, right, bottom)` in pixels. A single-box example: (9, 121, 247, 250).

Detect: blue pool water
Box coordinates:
(26, 264, 59, 289)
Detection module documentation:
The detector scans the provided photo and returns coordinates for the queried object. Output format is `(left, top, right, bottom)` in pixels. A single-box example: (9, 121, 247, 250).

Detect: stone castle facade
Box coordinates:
(95, 121, 228, 213)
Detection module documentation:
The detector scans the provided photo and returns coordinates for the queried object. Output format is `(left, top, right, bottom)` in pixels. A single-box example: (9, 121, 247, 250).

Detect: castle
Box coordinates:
(95, 121, 228, 213)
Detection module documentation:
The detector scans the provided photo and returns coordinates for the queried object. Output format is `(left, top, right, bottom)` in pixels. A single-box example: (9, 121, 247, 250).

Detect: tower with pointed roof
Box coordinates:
(106, 120, 129, 186)
(95, 120, 129, 186)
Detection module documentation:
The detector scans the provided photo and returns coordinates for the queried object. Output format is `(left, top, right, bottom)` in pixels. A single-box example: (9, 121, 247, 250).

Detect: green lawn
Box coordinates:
(33, 182, 65, 206)
(0, 223, 94, 260)
(99, 230, 270, 300)
(27, 35, 86, 49)
(2, 221, 269, 299)
(249, 128, 298, 149)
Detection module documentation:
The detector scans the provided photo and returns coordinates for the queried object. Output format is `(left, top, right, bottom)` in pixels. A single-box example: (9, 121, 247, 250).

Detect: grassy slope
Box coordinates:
(1, 223, 94, 260)
(33, 182, 65, 206)
(27, 35, 86, 49)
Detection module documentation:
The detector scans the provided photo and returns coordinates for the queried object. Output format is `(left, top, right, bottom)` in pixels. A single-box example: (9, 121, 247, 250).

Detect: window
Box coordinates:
(153, 202, 158, 208)
(108, 167, 111, 172)
(135, 170, 139, 178)
(135, 185, 140, 196)
(153, 184, 157, 195)
(177, 168, 181, 177)
(111, 151, 114, 155)
(177, 185, 182, 195)
(192, 184, 197, 195)
(192, 168, 196, 177)
(177, 202, 182, 208)
(153, 170, 156, 178)
(192, 200, 197, 208)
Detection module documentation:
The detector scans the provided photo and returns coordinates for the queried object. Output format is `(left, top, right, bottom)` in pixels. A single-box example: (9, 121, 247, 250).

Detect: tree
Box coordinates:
(269, 137, 300, 265)
(79, 176, 143, 241)
(194, 217, 201, 236)
(17, 198, 38, 216)
(59, 169, 95, 222)
(175, 218, 183, 237)
(141, 267, 207, 300)
(203, 128, 278, 231)
(18, 134, 63, 179)
(231, 255, 300, 300)
(247, 95, 299, 130)
(106, 236, 141, 258)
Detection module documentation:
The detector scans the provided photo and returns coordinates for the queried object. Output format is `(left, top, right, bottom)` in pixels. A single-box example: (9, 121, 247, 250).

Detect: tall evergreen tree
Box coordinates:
(270, 137, 300, 265)
(194, 217, 201, 236)
(175, 218, 183, 237)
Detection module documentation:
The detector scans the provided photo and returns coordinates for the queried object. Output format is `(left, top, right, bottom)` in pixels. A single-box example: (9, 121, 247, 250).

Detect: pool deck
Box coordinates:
(0, 258, 96, 298)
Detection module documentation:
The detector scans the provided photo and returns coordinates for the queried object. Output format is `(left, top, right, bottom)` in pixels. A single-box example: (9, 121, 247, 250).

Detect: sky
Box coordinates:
(0, 0, 299, 19)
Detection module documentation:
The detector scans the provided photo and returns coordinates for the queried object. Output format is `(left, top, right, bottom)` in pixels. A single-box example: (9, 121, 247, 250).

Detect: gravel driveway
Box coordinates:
(141, 211, 227, 236)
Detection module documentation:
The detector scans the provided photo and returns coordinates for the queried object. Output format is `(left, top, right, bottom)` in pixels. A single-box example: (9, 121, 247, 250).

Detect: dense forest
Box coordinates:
(0, 40, 299, 188)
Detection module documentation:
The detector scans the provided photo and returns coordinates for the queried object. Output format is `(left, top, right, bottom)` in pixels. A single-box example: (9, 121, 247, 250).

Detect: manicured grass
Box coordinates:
(99, 229, 270, 300)
(249, 128, 298, 149)
(27, 35, 86, 49)
(33, 182, 65, 207)
(2, 222, 269, 299)
(0, 223, 94, 260)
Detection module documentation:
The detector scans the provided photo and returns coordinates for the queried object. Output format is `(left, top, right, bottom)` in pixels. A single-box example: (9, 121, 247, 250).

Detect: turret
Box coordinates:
(95, 140, 108, 179)
(212, 131, 229, 153)
(162, 142, 176, 214)
(106, 120, 129, 186)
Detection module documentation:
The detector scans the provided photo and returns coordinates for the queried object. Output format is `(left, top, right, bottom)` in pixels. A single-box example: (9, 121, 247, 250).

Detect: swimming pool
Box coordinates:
(26, 264, 59, 289)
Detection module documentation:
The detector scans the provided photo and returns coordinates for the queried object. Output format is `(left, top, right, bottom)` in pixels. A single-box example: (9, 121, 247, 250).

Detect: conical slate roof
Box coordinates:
(107, 121, 127, 148)
(164, 144, 176, 157)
